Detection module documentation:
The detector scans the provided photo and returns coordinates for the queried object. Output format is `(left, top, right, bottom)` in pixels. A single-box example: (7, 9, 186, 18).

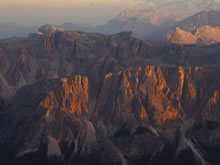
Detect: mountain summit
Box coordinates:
(39, 24, 57, 34)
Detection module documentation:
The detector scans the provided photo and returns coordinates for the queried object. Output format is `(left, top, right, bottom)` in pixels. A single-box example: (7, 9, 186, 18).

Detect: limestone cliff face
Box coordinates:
(148, 10, 220, 41)
(0, 74, 164, 165)
(40, 76, 88, 118)
(168, 27, 197, 44)
(1, 64, 220, 165)
(95, 65, 220, 127)
(0, 75, 103, 165)
(169, 26, 220, 45)
(0, 27, 220, 102)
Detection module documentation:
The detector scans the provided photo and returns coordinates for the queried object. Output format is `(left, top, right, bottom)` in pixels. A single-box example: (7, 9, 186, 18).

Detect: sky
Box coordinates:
(0, 0, 152, 26)
(1, 0, 220, 26)
(0, 0, 127, 26)
(0, 0, 145, 8)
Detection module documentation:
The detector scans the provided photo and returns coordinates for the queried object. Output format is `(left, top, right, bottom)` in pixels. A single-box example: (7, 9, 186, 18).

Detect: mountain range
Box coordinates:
(148, 10, 220, 42)
(1, 2, 220, 165)
(168, 25, 220, 45)
(1, 0, 220, 39)
(0, 25, 220, 165)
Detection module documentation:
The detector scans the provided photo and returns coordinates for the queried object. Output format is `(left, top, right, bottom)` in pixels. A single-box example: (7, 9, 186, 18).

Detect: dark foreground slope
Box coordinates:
(0, 26, 220, 165)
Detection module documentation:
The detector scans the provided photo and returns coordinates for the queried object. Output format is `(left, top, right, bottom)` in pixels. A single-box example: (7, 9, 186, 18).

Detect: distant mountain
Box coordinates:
(2, 0, 220, 39)
(0, 22, 37, 39)
(168, 25, 220, 45)
(92, 0, 220, 37)
(168, 27, 198, 45)
(1, 1, 220, 39)
(93, 9, 184, 36)
(56, 22, 93, 31)
(55, 1, 220, 37)
(55, 9, 186, 37)
(115, 8, 185, 25)
(175, 10, 220, 31)
(146, 0, 220, 13)
(148, 10, 220, 40)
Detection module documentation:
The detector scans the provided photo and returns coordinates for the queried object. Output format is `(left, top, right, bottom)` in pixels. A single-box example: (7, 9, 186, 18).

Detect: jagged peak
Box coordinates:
(29, 24, 64, 38)
(39, 24, 57, 34)
(169, 25, 220, 45)
(169, 27, 197, 44)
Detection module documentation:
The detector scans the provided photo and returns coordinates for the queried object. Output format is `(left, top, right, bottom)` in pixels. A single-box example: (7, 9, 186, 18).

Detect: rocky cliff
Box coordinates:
(148, 10, 220, 41)
(168, 26, 220, 45)
(0, 25, 220, 101)
(0, 26, 220, 165)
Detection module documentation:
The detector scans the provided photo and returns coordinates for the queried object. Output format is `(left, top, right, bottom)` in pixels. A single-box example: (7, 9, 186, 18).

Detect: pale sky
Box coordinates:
(0, 0, 144, 8)
(0, 0, 141, 26)
(0, 0, 220, 26)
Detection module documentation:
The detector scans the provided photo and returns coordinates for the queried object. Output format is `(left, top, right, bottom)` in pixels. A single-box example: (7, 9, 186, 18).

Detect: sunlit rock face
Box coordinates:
(0, 29, 220, 165)
(0, 28, 220, 102)
(0, 75, 163, 165)
(96, 65, 220, 126)
(0, 76, 97, 164)
(1, 65, 220, 165)
(148, 10, 220, 41)
(39, 76, 89, 118)
(168, 26, 220, 45)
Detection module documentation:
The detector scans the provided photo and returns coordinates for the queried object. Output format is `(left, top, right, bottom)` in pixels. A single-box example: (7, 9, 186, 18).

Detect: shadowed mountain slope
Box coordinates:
(0, 27, 220, 165)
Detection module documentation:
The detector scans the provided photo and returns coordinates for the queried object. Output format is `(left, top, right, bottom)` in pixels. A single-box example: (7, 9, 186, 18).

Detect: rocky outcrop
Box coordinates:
(29, 24, 64, 38)
(168, 27, 198, 45)
(168, 26, 220, 45)
(39, 24, 57, 34)
(148, 10, 220, 41)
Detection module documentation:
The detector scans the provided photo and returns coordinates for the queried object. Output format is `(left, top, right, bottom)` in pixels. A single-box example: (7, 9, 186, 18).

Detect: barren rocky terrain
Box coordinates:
(0, 25, 220, 165)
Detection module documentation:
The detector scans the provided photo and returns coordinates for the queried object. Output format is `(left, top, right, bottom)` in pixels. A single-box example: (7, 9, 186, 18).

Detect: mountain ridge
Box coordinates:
(168, 25, 220, 45)
(148, 10, 220, 40)
(0, 26, 220, 165)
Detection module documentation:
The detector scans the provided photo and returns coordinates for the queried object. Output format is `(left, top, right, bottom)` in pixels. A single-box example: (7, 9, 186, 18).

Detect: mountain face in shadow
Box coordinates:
(0, 26, 220, 165)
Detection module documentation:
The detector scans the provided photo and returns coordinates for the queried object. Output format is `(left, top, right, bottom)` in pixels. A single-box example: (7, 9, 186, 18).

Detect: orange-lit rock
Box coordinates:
(93, 65, 220, 127)
(40, 91, 59, 119)
(202, 91, 220, 121)
(168, 25, 220, 45)
(39, 76, 88, 119)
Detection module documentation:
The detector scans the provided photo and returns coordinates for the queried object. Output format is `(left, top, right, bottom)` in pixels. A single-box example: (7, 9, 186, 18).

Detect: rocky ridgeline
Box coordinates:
(0, 26, 220, 165)
(29, 24, 64, 38)
(148, 10, 220, 41)
(168, 26, 220, 45)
